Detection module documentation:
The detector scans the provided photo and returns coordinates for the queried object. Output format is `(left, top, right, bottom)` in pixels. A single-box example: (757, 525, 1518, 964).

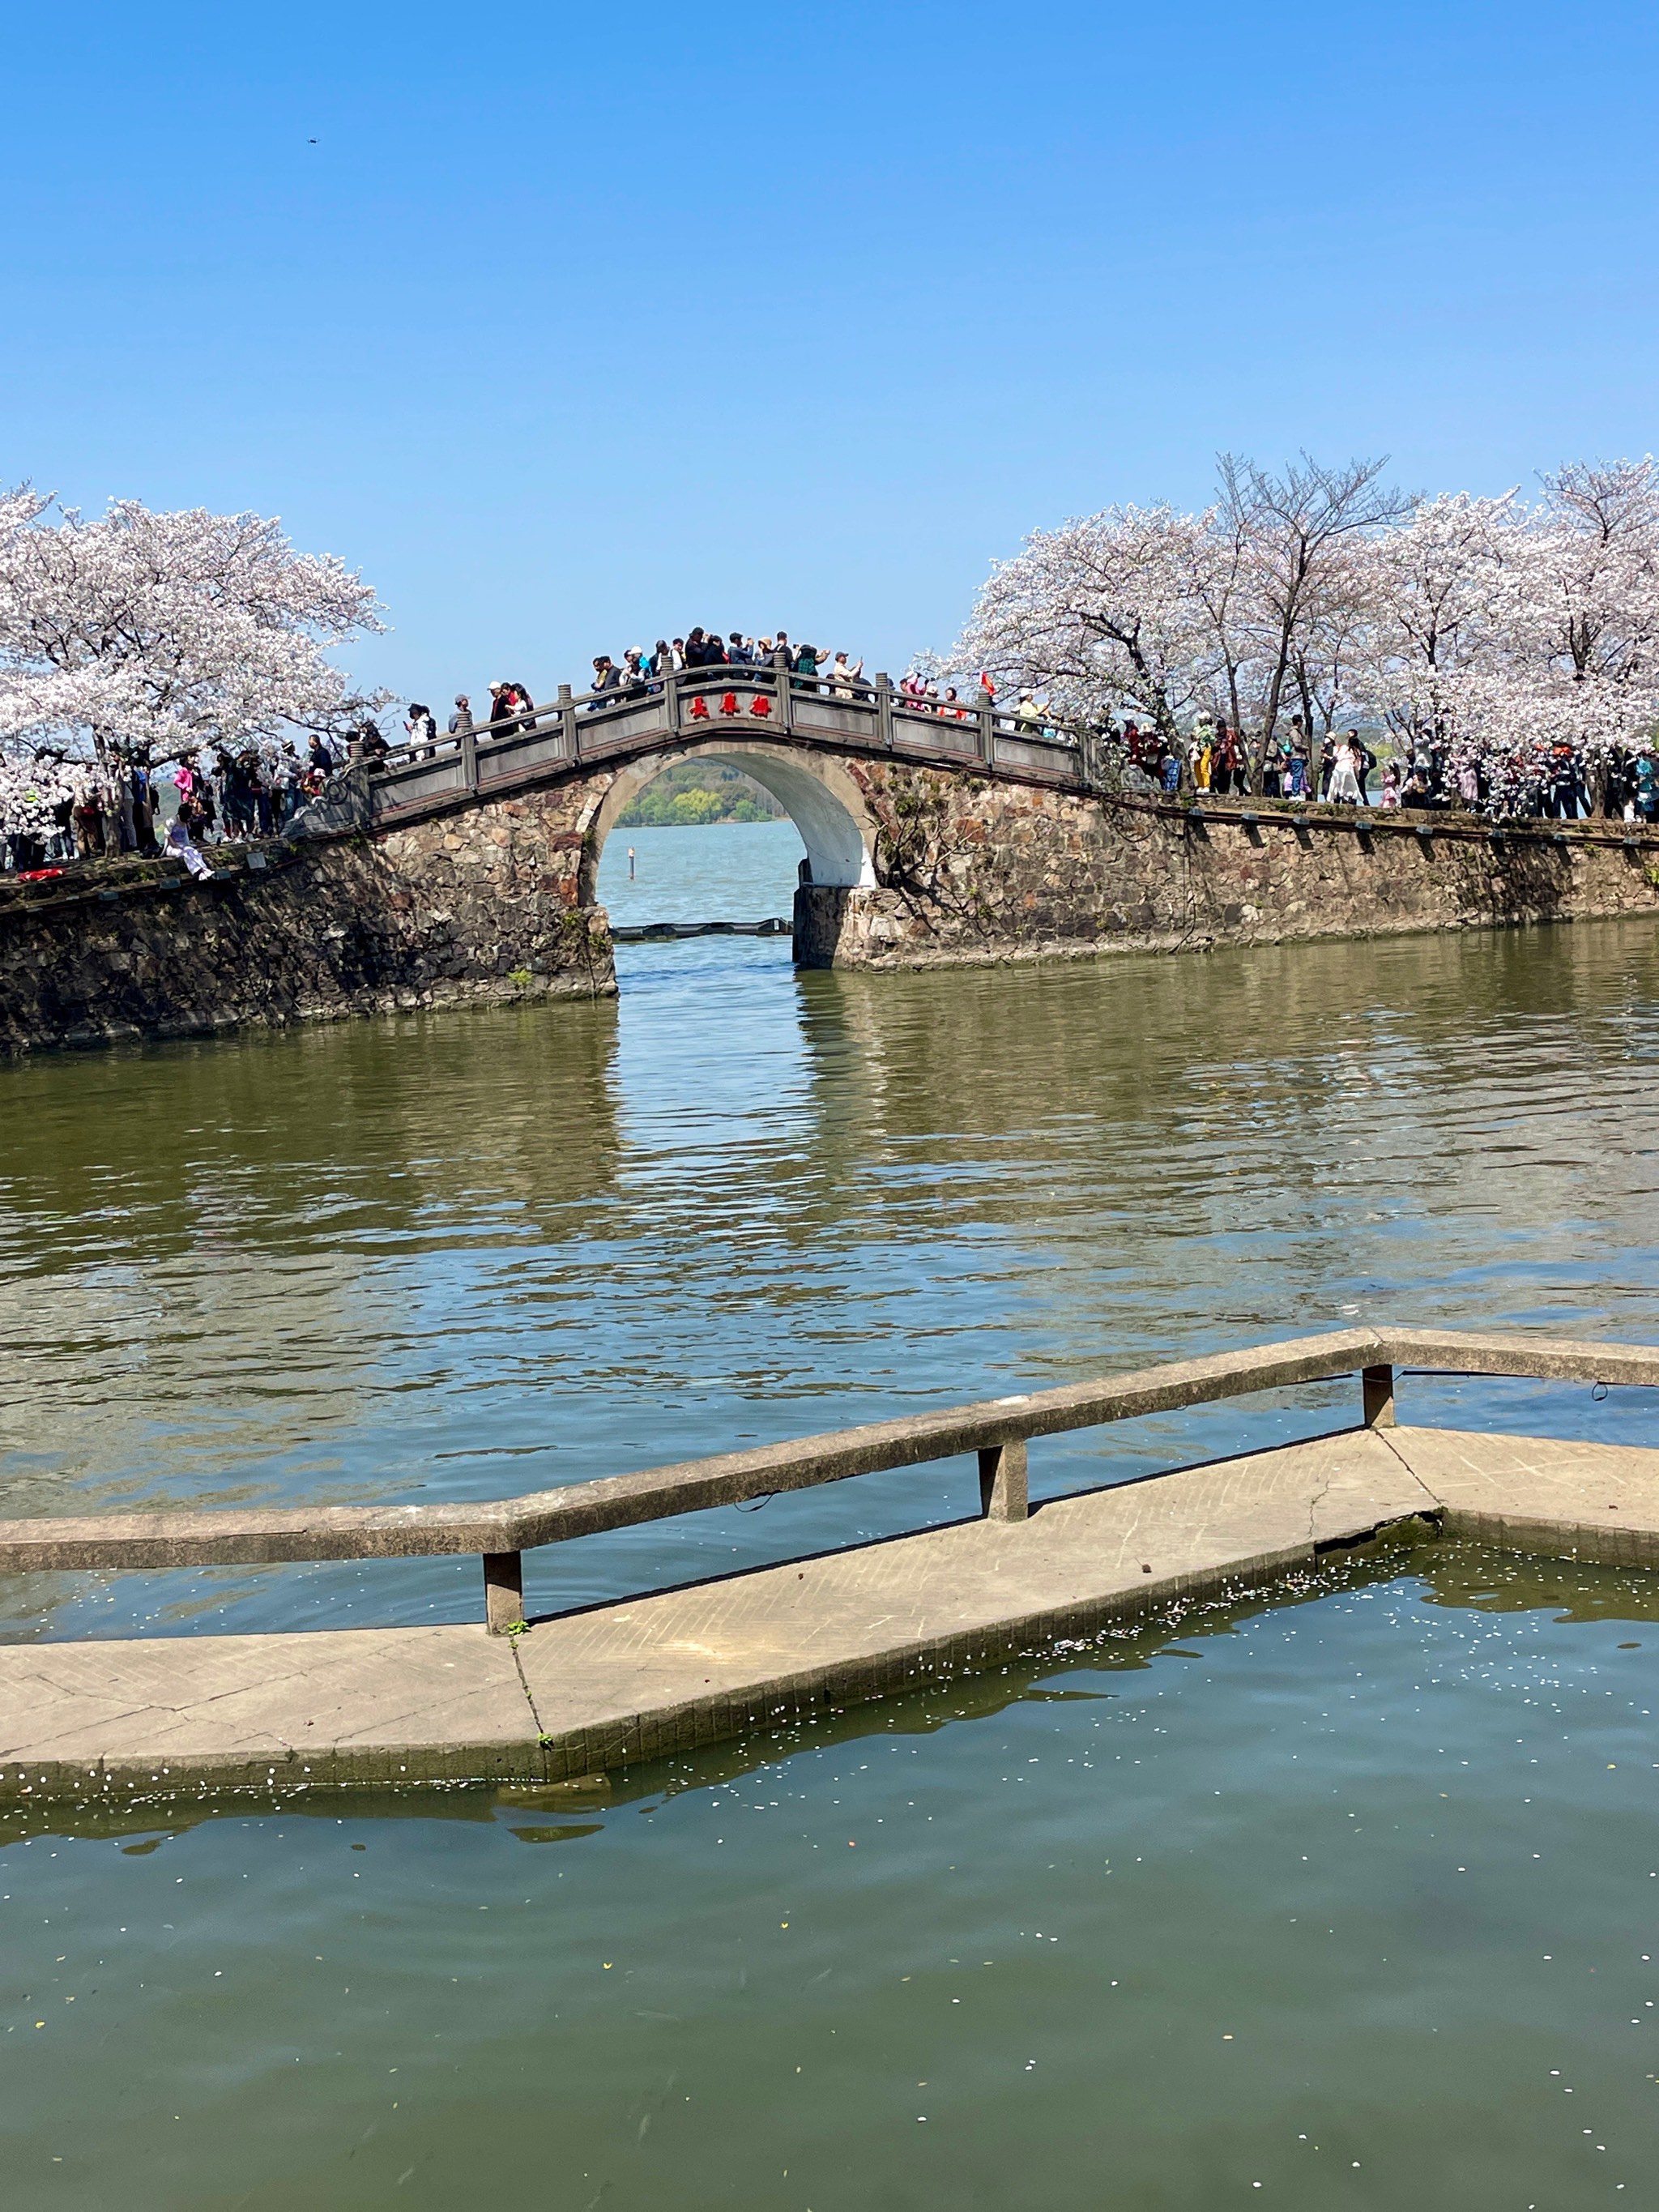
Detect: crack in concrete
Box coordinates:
(1306, 1430, 1447, 1554)
(1306, 1458, 1336, 1549)
(1376, 1424, 1449, 1512)
(510, 1634, 548, 1740)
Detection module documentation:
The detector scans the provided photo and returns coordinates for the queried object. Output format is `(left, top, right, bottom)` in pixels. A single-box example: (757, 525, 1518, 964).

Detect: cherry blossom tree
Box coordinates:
(0, 750, 77, 849)
(1517, 459, 1659, 759)
(952, 458, 1406, 776)
(1179, 502, 1257, 741)
(1358, 491, 1521, 749)
(952, 503, 1218, 748)
(1369, 467, 1659, 806)
(0, 487, 388, 766)
(1213, 451, 1407, 773)
(949, 452, 1659, 814)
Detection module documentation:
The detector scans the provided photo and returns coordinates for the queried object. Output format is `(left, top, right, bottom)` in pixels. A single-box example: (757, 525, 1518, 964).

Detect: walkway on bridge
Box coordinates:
(364, 656, 1090, 835)
(2, 1328, 1657, 1804)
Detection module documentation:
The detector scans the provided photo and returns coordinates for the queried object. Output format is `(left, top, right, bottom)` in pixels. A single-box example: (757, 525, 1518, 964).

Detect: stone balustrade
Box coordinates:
(367, 657, 1086, 832)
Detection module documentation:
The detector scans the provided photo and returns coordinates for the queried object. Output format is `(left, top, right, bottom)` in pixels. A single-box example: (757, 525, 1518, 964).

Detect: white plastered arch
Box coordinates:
(581, 740, 879, 897)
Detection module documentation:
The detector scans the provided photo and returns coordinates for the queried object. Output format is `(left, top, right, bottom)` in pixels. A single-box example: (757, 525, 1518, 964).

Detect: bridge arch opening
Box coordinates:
(580, 741, 878, 905)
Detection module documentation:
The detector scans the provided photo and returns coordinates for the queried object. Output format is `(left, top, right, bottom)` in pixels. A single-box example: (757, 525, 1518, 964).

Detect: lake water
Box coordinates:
(598, 815, 802, 925)
(3, 826, 1659, 2206)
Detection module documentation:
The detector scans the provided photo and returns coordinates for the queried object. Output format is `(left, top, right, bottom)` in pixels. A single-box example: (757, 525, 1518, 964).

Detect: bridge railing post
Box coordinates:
(774, 647, 794, 736)
(978, 1438, 1029, 1522)
(875, 671, 893, 752)
(460, 722, 478, 794)
(978, 693, 996, 767)
(663, 658, 680, 735)
(483, 1551, 525, 1633)
(1363, 1364, 1396, 1429)
(559, 684, 578, 763)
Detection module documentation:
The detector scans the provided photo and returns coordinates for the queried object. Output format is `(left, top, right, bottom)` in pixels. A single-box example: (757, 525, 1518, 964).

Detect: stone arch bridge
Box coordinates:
(280, 655, 1659, 1010)
(6, 660, 1653, 1059)
(343, 660, 1102, 990)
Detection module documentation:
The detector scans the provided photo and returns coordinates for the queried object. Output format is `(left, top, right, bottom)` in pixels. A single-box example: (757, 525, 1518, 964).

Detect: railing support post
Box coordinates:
(664, 660, 680, 735)
(875, 671, 894, 752)
(979, 1438, 1029, 1522)
(558, 684, 578, 764)
(1363, 1364, 1395, 1429)
(484, 1551, 525, 1633)
(460, 724, 478, 794)
(774, 647, 793, 736)
(978, 694, 995, 767)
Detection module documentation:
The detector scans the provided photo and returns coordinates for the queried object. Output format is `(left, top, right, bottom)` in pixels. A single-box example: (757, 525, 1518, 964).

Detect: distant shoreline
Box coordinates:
(615, 762, 787, 831)
(616, 810, 789, 830)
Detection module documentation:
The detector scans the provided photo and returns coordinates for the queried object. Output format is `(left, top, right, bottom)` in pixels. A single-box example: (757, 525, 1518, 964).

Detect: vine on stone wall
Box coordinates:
(858, 766, 1004, 938)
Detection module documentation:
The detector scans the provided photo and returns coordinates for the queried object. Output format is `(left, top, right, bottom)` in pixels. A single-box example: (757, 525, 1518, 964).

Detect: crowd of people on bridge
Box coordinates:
(481, 636, 1066, 741)
(389, 643, 884, 764)
(582, 634, 870, 706)
(421, 641, 1659, 823)
(577, 640, 1071, 734)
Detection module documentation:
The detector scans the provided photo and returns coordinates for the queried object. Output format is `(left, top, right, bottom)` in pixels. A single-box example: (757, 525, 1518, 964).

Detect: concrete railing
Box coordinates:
(365, 657, 1090, 830)
(0, 1326, 1652, 1632)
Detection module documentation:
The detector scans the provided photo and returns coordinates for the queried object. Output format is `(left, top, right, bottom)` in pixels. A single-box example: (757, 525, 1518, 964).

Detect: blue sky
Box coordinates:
(5, 2, 1657, 709)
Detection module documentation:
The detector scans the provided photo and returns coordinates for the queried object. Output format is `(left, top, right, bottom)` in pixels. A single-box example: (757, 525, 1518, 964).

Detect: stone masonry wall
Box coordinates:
(792, 761, 1659, 968)
(7, 747, 1659, 1057)
(0, 781, 614, 1057)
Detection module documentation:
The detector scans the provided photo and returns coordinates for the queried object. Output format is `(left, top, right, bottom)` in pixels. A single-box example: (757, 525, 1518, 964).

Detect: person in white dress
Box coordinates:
(1328, 737, 1363, 805)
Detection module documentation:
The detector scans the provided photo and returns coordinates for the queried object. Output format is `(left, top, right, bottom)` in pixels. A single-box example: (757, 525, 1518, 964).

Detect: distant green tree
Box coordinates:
(616, 764, 787, 828)
(670, 788, 723, 825)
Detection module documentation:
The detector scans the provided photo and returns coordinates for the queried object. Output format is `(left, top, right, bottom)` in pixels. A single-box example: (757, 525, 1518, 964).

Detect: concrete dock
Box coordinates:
(3, 1421, 1657, 1807)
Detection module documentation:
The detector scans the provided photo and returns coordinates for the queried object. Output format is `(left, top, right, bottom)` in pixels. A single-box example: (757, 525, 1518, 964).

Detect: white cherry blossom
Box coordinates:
(951, 455, 1659, 810)
(0, 487, 387, 767)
